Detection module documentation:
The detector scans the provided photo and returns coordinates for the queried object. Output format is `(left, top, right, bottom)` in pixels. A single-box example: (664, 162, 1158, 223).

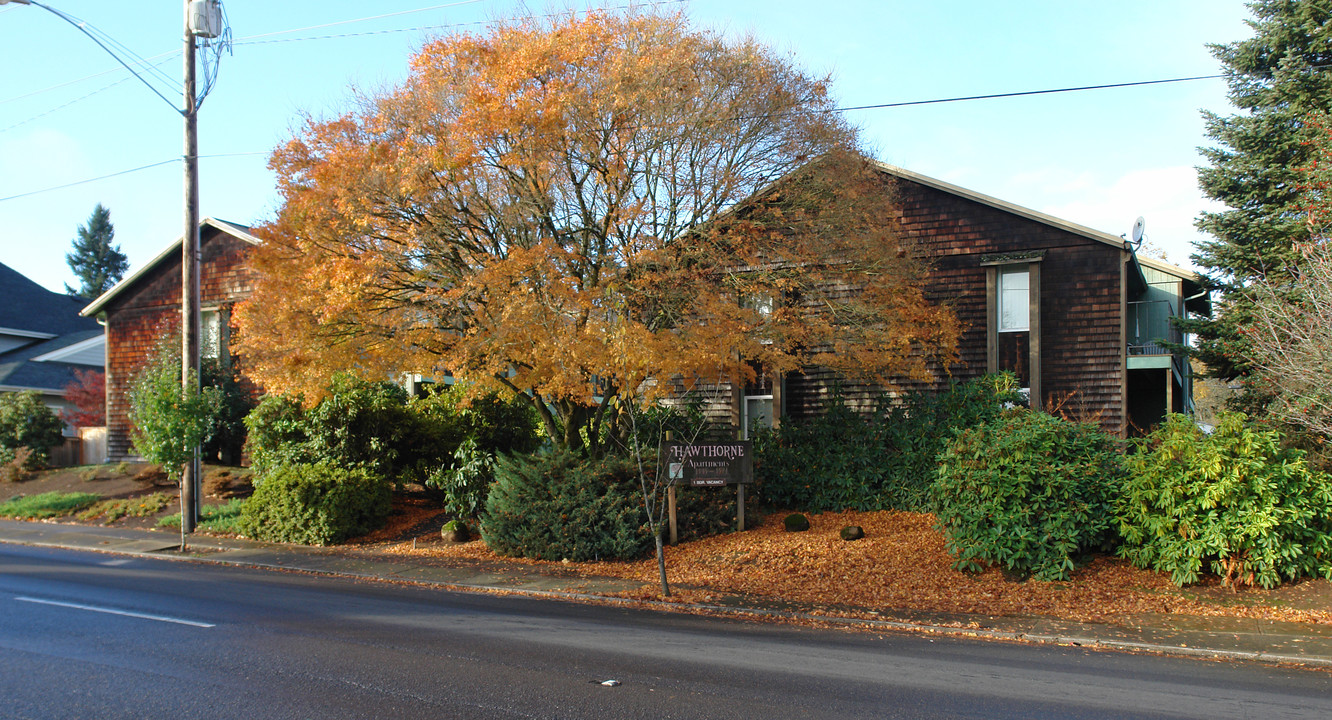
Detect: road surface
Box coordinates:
(1, 544, 1329, 719)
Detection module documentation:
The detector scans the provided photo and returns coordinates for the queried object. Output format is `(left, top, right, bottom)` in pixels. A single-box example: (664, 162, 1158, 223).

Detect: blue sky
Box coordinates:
(0, 1, 1250, 293)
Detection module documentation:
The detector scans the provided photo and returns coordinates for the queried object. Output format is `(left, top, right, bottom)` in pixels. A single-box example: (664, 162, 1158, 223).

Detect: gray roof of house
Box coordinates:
(0, 260, 100, 337)
(0, 328, 103, 395)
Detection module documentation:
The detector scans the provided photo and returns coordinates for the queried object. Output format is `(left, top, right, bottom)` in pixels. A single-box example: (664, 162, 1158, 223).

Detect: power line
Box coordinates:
(234, 0, 689, 45)
(16, 1, 182, 113)
(0, 72, 1228, 204)
(2, 0, 682, 130)
(236, 0, 493, 41)
(0, 50, 178, 108)
(0, 159, 179, 203)
(0, 74, 135, 133)
(836, 74, 1225, 113)
(0, 54, 180, 133)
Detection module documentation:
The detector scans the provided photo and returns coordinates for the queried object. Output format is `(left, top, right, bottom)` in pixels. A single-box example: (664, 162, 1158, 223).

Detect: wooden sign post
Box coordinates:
(661, 439, 753, 544)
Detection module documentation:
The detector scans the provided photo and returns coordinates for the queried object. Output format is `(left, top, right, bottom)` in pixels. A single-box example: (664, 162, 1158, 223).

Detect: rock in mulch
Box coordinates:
(840, 525, 865, 541)
(783, 513, 810, 532)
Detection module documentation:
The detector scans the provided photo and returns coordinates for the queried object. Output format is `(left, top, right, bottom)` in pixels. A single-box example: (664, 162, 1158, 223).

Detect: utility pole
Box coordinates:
(4, 0, 229, 544)
(181, 0, 202, 536)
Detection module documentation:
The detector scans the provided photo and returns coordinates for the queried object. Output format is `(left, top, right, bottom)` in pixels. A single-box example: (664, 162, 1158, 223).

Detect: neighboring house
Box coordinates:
(80, 219, 259, 462)
(715, 161, 1208, 439)
(0, 260, 105, 424)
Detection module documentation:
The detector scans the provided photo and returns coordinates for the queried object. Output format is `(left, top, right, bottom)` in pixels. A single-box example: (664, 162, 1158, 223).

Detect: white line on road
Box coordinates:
(14, 596, 216, 628)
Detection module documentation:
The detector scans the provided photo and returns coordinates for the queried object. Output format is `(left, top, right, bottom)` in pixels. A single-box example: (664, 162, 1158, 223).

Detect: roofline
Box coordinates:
(0, 327, 56, 340)
(30, 333, 105, 364)
(1135, 253, 1202, 283)
(81, 218, 261, 318)
(870, 161, 1206, 283)
(0, 384, 66, 397)
(871, 161, 1136, 252)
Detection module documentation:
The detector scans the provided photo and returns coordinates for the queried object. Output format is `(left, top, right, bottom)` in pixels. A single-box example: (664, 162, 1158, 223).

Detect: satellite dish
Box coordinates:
(1130, 216, 1146, 246)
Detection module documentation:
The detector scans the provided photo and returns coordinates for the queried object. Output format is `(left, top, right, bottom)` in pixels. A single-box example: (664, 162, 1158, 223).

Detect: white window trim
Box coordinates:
(743, 394, 774, 439)
(997, 265, 1030, 333)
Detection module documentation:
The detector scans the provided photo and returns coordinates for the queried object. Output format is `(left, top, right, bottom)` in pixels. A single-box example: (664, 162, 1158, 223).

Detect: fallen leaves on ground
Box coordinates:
(359, 508, 1332, 626)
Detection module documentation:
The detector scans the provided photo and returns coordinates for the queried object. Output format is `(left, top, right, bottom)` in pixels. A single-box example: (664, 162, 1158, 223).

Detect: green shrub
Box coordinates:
(414, 386, 543, 514)
(672, 483, 740, 541)
(239, 461, 391, 546)
(302, 375, 414, 477)
(245, 375, 414, 478)
(878, 373, 1024, 509)
(426, 438, 495, 520)
(0, 491, 101, 519)
(481, 452, 651, 561)
(243, 394, 309, 474)
(246, 378, 542, 486)
(201, 358, 257, 466)
(1117, 412, 1332, 589)
(933, 409, 1125, 581)
(408, 385, 542, 464)
(754, 399, 884, 512)
(129, 344, 221, 482)
(756, 374, 1020, 512)
(0, 390, 67, 470)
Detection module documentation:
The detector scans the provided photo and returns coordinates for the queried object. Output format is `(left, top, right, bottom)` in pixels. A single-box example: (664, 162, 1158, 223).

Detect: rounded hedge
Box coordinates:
(1118, 412, 1332, 589)
(0, 390, 68, 470)
(239, 461, 391, 546)
(481, 452, 651, 561)
(932, 409, 1125, 581)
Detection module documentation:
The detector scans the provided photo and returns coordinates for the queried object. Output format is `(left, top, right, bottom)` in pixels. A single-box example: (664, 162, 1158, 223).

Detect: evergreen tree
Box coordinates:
(65, 203, 128, 299)
(1184, 0, 1332, 393)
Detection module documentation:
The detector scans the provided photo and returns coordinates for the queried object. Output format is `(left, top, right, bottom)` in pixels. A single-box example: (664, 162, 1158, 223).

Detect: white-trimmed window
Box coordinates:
(201, 309, 222, 359)
(998, 266, 1029, 332)
(743, 394, 773, 439)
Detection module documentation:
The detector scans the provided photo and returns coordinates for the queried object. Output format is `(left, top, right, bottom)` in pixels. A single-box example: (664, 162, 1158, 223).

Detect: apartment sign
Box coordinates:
(661, 441, 752, 487)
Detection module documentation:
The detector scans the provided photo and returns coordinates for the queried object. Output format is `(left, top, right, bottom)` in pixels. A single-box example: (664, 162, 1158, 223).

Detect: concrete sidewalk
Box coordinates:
(3, 517, 1331, 669)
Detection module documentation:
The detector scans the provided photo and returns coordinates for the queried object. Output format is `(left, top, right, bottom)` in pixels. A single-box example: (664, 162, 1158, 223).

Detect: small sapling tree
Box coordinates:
(129, 341, 220, 549)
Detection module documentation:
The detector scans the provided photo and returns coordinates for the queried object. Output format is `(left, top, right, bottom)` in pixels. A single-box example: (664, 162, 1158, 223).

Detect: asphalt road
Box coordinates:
(0, 544, 1329, 720)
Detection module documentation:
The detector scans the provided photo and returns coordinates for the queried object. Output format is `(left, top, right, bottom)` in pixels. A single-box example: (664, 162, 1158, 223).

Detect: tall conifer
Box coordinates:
(1185, 0, 1332, 390)
(65, 203, 128, 299)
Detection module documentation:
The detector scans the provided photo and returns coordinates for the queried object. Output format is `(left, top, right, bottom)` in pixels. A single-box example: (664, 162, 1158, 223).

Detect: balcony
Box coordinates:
(1126, 299, 1181, 357)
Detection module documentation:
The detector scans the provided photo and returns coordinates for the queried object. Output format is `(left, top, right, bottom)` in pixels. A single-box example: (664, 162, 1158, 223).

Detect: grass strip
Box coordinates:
(157, 498, 246, 535)
(0, 492, 102, 519)
(77, 492, 174, 524)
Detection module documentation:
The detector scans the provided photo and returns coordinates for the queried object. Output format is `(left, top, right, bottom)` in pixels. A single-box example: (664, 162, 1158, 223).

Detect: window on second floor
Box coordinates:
(202, 308, 222, 360)
(998, 266, 1029, 332)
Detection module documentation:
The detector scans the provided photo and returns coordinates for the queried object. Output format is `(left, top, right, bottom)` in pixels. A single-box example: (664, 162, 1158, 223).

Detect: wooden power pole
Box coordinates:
(180, 0, 202, 535)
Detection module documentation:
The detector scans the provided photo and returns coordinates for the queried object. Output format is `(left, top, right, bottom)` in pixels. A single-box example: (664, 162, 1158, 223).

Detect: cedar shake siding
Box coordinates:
(896, 175, 1128, 431)
(83, 220, 259, 462)
(760, 162, 1203, 439)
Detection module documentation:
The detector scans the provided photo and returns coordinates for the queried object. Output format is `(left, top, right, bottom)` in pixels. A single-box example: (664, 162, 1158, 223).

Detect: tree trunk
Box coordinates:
(655, 533, 670, 597)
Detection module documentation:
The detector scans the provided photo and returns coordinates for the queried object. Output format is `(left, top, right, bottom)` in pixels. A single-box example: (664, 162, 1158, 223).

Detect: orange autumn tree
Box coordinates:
(237, 11, 957, 455)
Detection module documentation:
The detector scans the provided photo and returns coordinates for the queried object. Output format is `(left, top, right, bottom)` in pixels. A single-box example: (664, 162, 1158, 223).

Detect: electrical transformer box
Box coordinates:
(188, 0, 223, 38)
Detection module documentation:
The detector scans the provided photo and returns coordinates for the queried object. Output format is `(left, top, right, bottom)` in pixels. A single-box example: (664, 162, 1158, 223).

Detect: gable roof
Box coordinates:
(0, 260, 100, 338)
(870, 161, 1204, 284)
(80, 218, 261, 318)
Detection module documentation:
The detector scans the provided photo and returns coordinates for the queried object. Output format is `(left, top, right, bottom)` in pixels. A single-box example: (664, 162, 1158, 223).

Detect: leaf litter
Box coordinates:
(363, 507, 1332, 626)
